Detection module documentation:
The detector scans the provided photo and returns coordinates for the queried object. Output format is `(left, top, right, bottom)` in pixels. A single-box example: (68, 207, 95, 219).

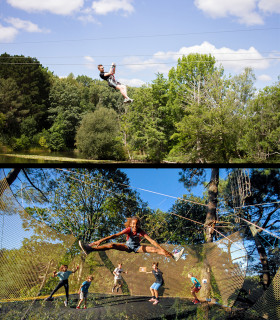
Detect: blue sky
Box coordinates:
(1, 0, 280, 89)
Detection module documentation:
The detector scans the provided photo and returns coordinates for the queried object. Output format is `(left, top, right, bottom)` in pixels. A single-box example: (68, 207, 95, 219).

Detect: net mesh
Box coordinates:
(247, 266, 280, 320)
(0, 170, 76, 301)
(1, 169, 279, 319)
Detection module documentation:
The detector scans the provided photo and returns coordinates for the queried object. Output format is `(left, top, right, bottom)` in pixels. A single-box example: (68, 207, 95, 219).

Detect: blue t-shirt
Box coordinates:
(56, 270, 72, 281)
(191, 277, 201, 288)
(81, 281, 91, 293)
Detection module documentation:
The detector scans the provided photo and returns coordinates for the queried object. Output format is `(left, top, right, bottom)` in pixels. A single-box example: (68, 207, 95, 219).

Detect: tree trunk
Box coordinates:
(201, 168, 219, 301)
(0, 168, 21, 196)
(205, 168, 219, 243)
(250, 226, 271, 290)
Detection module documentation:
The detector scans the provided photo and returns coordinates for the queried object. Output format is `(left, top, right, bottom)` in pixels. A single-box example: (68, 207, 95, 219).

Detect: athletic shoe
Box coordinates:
(79, 240, 92, 255)
(123, 98, 130, 103)
(76, 306, 80, 309)
(64, 301, 68, 307)
(173, 248, 185, 261)
(194, 299, 201, 304)
(129, 98, 134, 103)
(192, 299, 196, 303)
(153, 299, 159, 305)
(149, 298, 156, 302)
(45, 297, 53, 301)
(116, 287, 119, 293)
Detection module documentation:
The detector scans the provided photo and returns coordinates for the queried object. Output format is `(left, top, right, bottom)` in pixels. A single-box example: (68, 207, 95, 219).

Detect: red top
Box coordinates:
(119, 227, 147, 241)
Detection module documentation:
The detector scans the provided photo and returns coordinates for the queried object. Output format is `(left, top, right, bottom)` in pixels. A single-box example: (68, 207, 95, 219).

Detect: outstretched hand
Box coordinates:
(91, 239, 102, 247)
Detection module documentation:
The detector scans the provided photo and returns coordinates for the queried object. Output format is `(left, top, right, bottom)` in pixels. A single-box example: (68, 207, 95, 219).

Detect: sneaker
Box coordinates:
(153, 299, 159, 305)
(194, 299, 201, 304)
(116, 287, 119, 293)
(45, 297, 53, 301)
(64, 301, 68, 307)
(149, 298, 156, 302)
(129, 98, 134, 103)
(76, 306, 80, 309)
(123, 98, 130, 103)
(79, 240, 92, 256)
(173, 248, 185, 261)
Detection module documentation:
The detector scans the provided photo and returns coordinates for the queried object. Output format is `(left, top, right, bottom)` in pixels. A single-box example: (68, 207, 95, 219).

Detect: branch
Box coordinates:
(262, 207, 280, 229)
(22, 168, 49, 202)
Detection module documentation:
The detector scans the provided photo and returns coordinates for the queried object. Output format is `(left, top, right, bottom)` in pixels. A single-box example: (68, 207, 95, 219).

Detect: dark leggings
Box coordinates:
(49, 279, 69, 301)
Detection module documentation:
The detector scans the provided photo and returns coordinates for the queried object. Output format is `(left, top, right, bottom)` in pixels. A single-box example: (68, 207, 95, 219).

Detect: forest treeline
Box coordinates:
(0, 53, 279, 163)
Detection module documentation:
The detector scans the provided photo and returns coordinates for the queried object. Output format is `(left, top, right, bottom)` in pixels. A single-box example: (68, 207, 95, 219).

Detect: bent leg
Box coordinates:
(116, 84, 129, 99)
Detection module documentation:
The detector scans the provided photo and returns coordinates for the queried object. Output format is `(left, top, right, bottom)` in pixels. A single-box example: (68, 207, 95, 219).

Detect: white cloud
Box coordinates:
(124, 41, 270, 74)
(194, 0, 264, 25)
(92, 0, 134, 15)
(0, 24, 18, 42)
(7, 0, 84, 15)
(257, 74, 272, 81)
(176, 41, 270, 71)
(84, 56, 95, 70)
(77, 7, 101, 24)
(4, 17, 50, 33)
(258, 0, 280, 14)
(119, 78, 146, 87)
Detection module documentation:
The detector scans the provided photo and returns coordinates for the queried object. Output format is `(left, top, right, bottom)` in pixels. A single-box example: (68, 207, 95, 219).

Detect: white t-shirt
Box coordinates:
(114, 267, 124, 280)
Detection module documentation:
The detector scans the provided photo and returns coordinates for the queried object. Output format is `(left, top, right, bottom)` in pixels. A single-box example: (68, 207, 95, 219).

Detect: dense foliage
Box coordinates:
(0, 53, 279, 162)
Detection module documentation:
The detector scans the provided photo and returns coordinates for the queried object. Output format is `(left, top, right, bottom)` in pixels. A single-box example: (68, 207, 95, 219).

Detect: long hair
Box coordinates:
(59, 265, 68, 271)
(124, 216, 140, 228)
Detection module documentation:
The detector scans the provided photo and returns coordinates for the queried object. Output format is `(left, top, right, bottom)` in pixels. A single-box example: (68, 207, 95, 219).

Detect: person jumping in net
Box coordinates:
(98, 63, 133, 104)
(79, 216, 184, 261)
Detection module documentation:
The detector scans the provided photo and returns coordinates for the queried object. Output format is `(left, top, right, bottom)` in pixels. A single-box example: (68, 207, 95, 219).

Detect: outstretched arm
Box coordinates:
(90, 230, 126, 247)
(72, 265, 79, 273)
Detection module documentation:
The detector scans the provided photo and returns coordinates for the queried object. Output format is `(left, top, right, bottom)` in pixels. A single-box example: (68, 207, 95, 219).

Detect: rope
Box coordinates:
(2, 26, 279, 45)
(55, 168, 207, 207)
(232, 214, 280, 240)
(234, 201, 280, 209)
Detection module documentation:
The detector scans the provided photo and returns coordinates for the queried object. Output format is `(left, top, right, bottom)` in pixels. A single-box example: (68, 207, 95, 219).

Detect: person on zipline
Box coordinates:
(79, 216, 184, 261)
(98, 63, 133, 103)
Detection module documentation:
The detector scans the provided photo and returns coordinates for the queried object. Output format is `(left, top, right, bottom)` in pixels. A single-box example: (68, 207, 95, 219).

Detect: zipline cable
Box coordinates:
(2, 27, 279, 45)
(55, 168, 208, 207)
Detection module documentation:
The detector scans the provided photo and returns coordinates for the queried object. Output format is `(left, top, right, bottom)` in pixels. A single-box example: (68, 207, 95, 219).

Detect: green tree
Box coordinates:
(0, 78, 24, 140)
(238, 79, 280, 162)
(169, 68, 255, 163)
(46, 75, 85, 150)
(23, 168, 150, 242)
(222, 168, 280, 289)
(126, 74, 173, 162)
(76, 107, 126, 160)
(0, 53, 51, 140)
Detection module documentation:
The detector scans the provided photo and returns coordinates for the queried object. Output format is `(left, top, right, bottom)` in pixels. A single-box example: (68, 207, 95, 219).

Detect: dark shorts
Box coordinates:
(108, 78, 121, 89)
(192, 286, 201, 293)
